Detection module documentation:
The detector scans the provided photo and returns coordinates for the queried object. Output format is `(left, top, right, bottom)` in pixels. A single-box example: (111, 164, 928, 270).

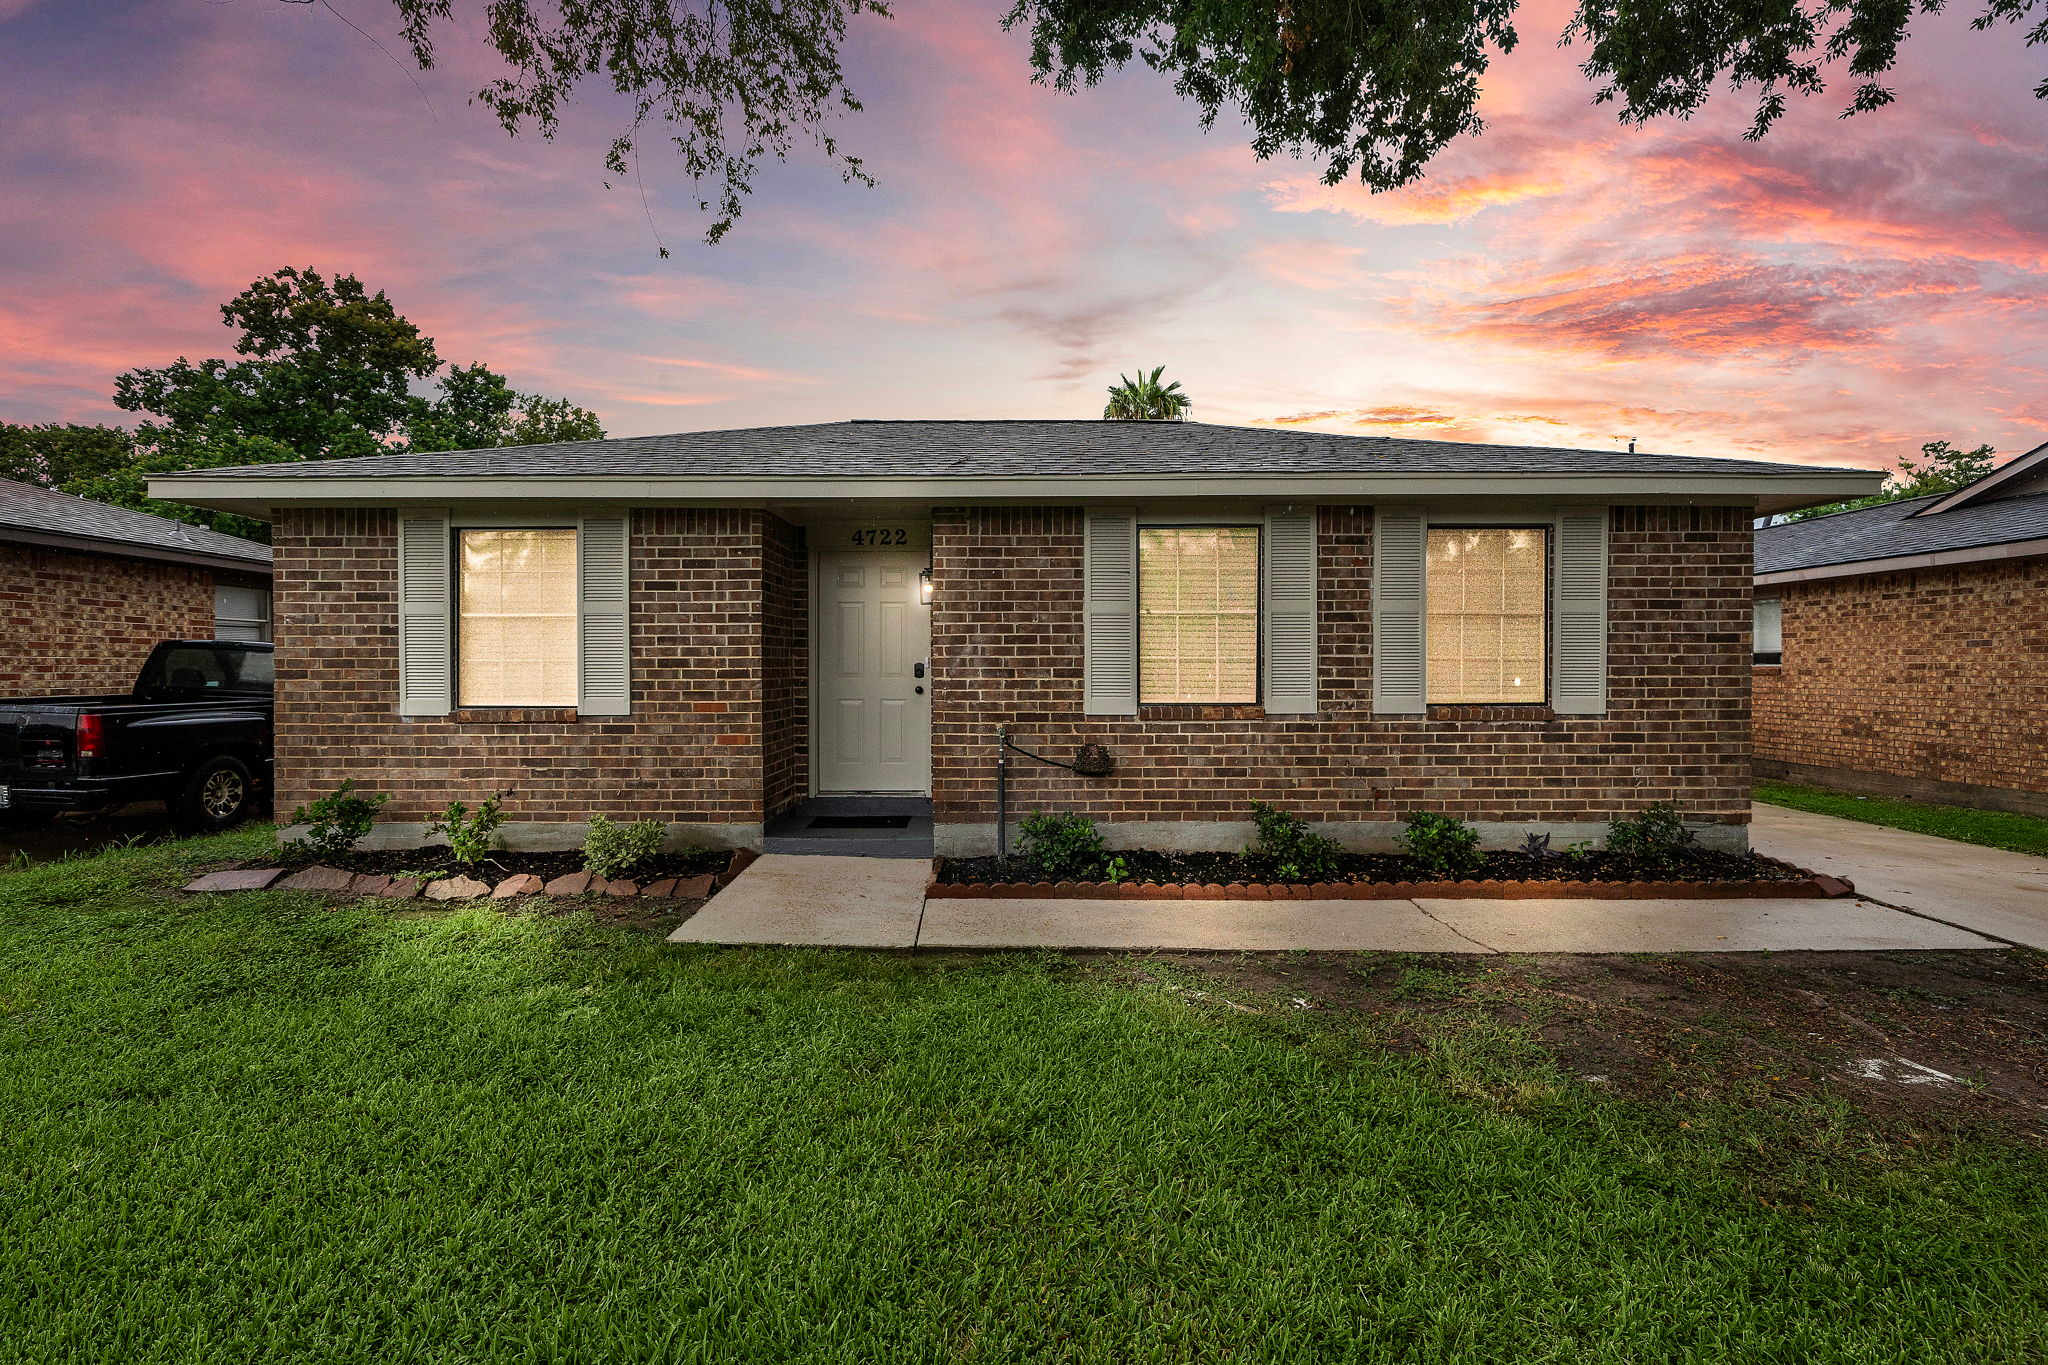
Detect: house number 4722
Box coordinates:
(850, 528, 909, 546)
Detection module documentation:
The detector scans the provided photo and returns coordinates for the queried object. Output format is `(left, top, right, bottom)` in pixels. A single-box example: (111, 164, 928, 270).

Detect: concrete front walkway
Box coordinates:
(666, 854, 929, 947)
(671, 853, 2002, 953)
(1751, 802, 2048, 949)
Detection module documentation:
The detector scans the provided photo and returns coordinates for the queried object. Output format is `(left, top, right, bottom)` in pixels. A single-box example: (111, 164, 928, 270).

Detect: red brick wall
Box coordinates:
(1754, 554, 2048, 805)
(272, 507, 782, 831)
(0, 543, 215, 696)
(760, 515, 809, 818)
(931, 504, 1752, 834)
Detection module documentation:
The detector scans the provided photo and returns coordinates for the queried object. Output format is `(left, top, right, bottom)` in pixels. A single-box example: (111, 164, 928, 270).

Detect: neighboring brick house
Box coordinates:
(1754, 440, 2048, 816)
(151, 421, 1876, 854)
(0, 478, 272, 697)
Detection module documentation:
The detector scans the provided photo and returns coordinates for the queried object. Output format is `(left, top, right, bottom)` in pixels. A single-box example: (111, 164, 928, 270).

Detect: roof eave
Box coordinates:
(149, 469, 1886, 522)
(1911, 438, 2048, 517)
(0, 524, 272, 575)
(1756, 533, 2048, 585)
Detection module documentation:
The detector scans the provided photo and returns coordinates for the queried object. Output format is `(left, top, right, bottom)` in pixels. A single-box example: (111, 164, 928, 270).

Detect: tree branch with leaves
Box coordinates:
(259, 0, 2048, 245)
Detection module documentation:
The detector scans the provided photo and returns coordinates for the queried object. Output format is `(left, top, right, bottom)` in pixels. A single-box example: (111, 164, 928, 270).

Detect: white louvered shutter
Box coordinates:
(397, 510, 452, 716)
(1372, 507, 1427, 714)
(1083, 507, 1138, 716)
(1261, 506, 1317, 714)
(1552, 507, 1609, 714)
(577, 512, 631, 716)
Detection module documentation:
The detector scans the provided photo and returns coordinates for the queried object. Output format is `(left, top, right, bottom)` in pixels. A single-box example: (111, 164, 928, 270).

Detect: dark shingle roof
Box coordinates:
(0, 479, 271, 567)
(1756, 490, 2048, 575)
(177, 420, 1862, 482)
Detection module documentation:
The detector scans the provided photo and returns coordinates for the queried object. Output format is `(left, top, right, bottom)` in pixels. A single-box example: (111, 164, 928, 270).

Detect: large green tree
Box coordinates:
(285, 0, 2048, 243)
(0, 423, 134, 490)
(70, 268, 603, 540)
(1786, 440, 2002, 521)
(406, 363, 606, 454)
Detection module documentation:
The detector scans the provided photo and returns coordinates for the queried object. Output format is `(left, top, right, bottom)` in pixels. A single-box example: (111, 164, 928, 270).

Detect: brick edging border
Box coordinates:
(923, 873, 1856, 901)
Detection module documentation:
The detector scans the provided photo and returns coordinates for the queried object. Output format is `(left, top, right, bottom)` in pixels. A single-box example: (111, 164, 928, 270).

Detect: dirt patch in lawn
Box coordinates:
(1082, 949, 2048, 1142)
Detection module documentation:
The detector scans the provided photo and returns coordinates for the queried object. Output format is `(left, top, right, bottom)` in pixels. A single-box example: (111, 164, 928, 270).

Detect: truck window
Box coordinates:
(235, 651, 275, 687)
(156, 647, 233, 690)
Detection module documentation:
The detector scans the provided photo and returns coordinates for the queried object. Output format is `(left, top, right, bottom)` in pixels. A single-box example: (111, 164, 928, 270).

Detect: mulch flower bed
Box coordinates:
(182, 847, 754, 904)
(274, 846, 734, 883)
(930, 849, 1855, 901)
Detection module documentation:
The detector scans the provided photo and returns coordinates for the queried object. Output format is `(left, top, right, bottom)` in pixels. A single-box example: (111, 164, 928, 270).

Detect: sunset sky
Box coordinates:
(3, 0, 2044, 471)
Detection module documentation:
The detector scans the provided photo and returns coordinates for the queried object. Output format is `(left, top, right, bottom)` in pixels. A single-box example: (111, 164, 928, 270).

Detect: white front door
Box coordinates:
(815, 550, 931, 794)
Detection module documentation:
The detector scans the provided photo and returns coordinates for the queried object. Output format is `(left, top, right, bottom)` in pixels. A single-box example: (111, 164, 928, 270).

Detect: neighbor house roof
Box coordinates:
(0, 478, 272, 574)
(1755, 440, 2048, 585)
(148, 419, 1883, 518)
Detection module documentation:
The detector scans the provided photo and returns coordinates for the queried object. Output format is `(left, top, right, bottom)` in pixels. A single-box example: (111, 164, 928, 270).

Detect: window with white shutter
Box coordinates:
(1372, 508, 1427, 714)
(1083, 508, 1139, 716)
(1261, 506, 1316, 714)
(1551, 507, 1609, 714)
(576, 513, 631, 716)
(397, 510, 453, 716)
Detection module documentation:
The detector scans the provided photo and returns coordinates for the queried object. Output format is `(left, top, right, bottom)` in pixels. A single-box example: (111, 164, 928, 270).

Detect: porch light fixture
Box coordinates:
(918, 567, 934, 604)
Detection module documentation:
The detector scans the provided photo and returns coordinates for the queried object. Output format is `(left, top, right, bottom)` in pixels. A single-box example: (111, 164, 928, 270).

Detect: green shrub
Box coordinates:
(1400, 810, 1482, 878)
(427, 790, 510, 866)
(1248, 801, 1343, 883)
(1604, 802, 1696, 875)
(583, 815, 667, 880)
(1017, 810, 1106, 880)
(284, 780, 388, 860)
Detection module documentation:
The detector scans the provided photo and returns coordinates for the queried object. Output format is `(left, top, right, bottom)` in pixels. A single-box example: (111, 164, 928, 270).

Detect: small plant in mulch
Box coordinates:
(1399, 811, 1482, 879)
(427, 790, 511, 867)
(284, 780, 389, 860)
(582, 815, 667, 881)
(1248, 802, 1343, 883)
(1015, 811, 1106, 881)
(1602, 802, 1697, 878)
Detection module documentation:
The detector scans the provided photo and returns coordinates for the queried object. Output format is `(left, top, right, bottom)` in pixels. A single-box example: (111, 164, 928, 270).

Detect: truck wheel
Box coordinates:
(174, 756, 254, 833)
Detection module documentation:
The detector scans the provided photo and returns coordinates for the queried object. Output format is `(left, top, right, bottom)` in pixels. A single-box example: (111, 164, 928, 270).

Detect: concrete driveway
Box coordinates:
(1751, 803, 2048, 949)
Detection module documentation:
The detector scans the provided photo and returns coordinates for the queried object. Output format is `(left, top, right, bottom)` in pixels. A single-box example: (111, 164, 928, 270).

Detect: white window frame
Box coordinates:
(449, 512, 579, 711)
(1753, 596, 1783, 666)
(1136, 517, 1262, 707)
(213, 582, 272, 642)
(1424, 523, 1552, 707)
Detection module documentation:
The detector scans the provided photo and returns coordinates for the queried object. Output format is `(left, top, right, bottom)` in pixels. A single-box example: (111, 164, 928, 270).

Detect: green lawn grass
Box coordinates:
(1756, 780, 2048, 857)
(4, 830, 2047, 1362)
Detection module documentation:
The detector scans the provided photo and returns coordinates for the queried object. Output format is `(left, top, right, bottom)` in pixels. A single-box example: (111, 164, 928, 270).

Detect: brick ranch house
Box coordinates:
(1754, 438, 2048, 817)
(151, 421, 1877, 855)
(1, 477, 272, 696)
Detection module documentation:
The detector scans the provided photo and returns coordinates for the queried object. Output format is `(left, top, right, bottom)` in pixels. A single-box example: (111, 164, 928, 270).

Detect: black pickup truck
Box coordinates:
(0, 640, 273, 831)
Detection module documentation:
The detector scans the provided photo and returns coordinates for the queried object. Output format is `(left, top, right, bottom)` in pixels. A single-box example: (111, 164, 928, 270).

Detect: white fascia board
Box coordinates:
(149, 470, 1885, 519)
(1754, 534, 2048, 586)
